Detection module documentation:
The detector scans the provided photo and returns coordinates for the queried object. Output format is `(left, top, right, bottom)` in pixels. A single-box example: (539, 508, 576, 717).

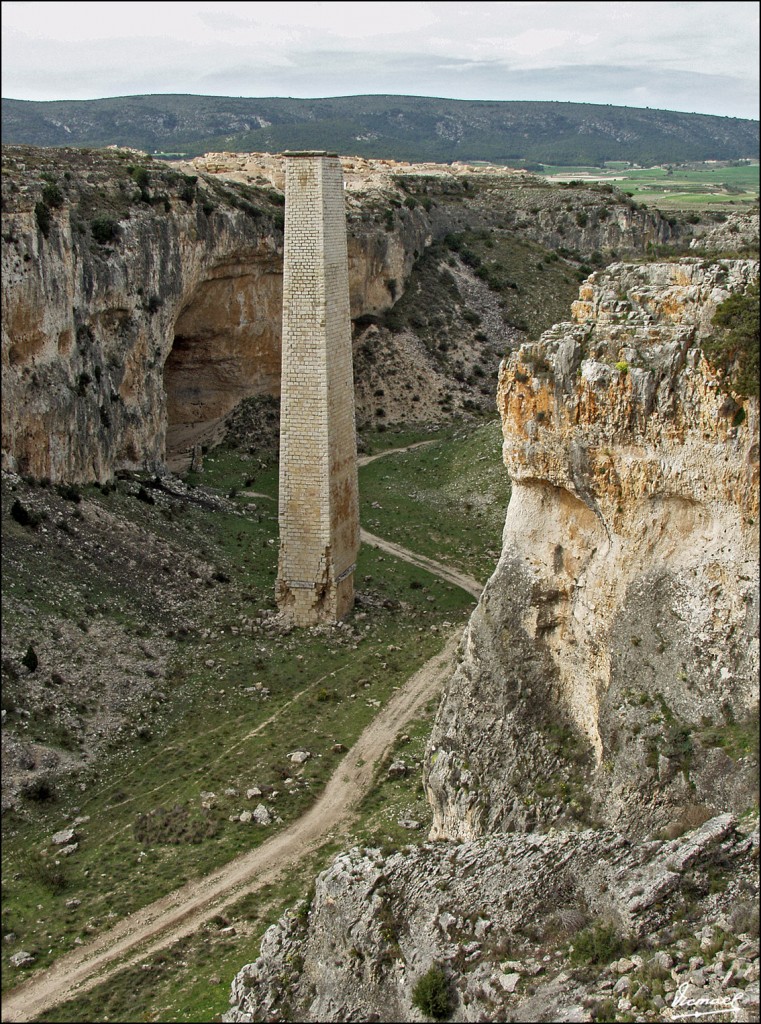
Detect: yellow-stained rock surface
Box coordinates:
(426, 259, 759, 840)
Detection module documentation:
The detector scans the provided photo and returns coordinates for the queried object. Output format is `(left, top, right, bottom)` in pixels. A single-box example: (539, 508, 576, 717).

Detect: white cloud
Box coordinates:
(1, 1, 758, 118)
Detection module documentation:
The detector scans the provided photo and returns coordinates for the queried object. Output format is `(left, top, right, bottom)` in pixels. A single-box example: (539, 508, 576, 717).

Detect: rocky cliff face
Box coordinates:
(225, 816, 759, 1023)
(0, 148, 432, 482)
(427, 258, 759, 841)
(224, 258, 759, 1023)
(1, 148, 285, 481)
(2, 146, 686, 483)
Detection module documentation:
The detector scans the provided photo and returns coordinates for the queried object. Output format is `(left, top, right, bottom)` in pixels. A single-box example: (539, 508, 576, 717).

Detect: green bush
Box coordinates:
(129, 166, 151, 191)
(35, 201, 52, 237)
(570, 922, 627, 966)
(703, 280, 759, 399)
(91, 216, 118, 244)
(41, 182, 64, 208)
(411, 964, 453, 1020)
(11, 499, 44, 530)
(56, 483, 81, 503)
(27, 854, 68, 894)
(22, 644, 39, 673)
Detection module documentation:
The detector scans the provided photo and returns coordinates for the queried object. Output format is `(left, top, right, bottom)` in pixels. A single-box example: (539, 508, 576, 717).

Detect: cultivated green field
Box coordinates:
(541, 160, 759, 210)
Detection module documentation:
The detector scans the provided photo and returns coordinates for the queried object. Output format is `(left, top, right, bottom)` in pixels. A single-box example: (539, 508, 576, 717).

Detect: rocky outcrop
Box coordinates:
(1, 148, 285, 482)
(0, 148, 430, 481)
(426, 258, 759, 840)
(224, 815, 759, 1022)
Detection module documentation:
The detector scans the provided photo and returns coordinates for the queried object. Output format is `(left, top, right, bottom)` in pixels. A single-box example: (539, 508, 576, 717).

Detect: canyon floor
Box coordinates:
(1, 628, 462, 1023)
(1, 418, 506, 1022)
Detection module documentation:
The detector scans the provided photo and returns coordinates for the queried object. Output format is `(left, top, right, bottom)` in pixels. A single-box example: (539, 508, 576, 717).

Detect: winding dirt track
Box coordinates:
(2, 630, 464, 1023)
(360, 529, 484, 599)
(356, 439, 438, 467)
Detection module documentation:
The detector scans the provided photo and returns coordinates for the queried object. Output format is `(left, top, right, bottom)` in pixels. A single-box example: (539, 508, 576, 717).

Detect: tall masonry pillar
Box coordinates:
(276, 151, 360, 626)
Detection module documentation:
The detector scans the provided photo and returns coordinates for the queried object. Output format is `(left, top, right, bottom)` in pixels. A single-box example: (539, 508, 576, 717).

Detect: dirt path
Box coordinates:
(360, 528, 484, 599)
(1, 632, 461, 1024)
(357, 439, 438, 467)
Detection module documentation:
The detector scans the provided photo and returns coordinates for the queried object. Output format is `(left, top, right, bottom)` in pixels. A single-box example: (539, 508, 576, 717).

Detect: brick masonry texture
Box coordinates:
(276, 154, 360, 625)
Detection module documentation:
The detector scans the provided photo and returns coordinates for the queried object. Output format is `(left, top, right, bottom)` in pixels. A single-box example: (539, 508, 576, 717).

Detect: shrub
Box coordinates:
(411, 964, 453, 1020)
(22, 645, 39, 673)
(133, 803, 219, 845)
(35, 201, 52, 237)
(728, 901, 759, 937)
(129, 166, 151, 194)
(27, 854, 68, 894)
(179, 176, 197, 204)
(570, 922, 627, 966)
(11, 499, 44, 529)
(21, 776, 56, 802)
(41, 182, 64, 208)
(703, 280, 759, 399)
(91, 216, 118, 244)
(56, 483, 81, 503)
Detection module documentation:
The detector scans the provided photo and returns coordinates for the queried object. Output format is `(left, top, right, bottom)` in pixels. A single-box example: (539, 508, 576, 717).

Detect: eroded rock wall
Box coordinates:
(223, 257, 760, 1022)
(1, 159, 282, 482)
(224, 816, 759, 1022)
(0, 148, 431, 483)
(2, 147, 687, 484)
(426, 259, 759, 839)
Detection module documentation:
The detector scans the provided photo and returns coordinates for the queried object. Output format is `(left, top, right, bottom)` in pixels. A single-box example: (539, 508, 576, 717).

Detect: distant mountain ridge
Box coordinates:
(2, 94, 758, 165)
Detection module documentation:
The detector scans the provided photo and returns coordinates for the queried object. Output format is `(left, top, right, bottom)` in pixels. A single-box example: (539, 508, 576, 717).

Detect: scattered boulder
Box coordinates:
(499, 972, 520, 993)
(398, 818, 421, 830)
(288, 750, 311, 765)
(253, 804, 272, 826)
(10, 951, 34, 968)
(51, 828, 76, 846)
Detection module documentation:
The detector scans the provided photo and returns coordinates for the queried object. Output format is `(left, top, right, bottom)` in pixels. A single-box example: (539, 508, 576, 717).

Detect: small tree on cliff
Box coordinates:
(704, 279, 759, 400)
(412, 963, 454, 1020)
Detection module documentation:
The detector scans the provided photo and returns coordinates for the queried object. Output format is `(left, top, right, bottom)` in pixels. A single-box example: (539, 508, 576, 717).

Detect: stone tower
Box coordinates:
(276, 152, 360, 626)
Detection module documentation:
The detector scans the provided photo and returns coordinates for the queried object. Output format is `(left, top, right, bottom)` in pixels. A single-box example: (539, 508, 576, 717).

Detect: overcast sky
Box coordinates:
(2, 1, 758, 119)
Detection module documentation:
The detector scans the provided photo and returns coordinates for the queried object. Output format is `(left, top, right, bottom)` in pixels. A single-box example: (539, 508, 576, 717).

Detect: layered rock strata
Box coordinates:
(2, 147, 685, 484)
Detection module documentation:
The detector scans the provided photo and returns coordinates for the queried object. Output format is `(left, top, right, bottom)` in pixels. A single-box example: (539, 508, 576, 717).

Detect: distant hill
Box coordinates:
(1, 94, 758, 166)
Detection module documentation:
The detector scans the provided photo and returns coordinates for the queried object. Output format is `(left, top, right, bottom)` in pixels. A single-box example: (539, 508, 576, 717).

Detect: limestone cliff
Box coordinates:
(0, 148, 429, 481)
(224, 258, 759, 1023)
(1, 148, 286, 481)
(2, 146, 685, 484)
(225, 816, 759, 1022)
(426, 258, 759, 840)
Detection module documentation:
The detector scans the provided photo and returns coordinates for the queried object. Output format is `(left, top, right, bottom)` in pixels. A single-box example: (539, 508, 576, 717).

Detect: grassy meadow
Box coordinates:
(541, 160, 759, 210)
